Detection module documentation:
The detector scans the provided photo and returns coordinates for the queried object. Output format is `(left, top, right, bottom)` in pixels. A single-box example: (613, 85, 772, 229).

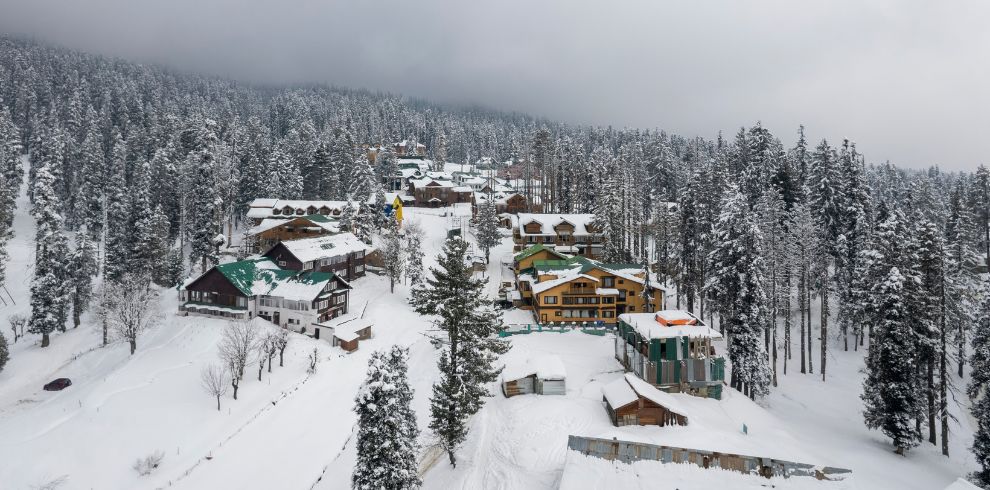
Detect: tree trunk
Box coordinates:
(41, 332, 50, 348)
(129, 339, 136, 355)
(807, 277, 813, 374)
(799, 272, 806, 374)
(928, 358, 936, 445)
(279, 348, 286, 367)
(102, 318, 108, 347)
(821, 279, 827, 382)
(216, 395, 221, 411)
(268, 355, 273, 373)
(232, 380, 239, 400)
(390, 276, 395, 293)
(73, 297, 81, 328)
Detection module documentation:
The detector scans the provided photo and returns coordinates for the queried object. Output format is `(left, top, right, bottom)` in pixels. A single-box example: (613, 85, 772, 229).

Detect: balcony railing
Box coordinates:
(563, 288, 597, 295)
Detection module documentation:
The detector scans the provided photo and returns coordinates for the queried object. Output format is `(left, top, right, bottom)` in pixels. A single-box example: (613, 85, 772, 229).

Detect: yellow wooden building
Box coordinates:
(512, 248, 664, 325)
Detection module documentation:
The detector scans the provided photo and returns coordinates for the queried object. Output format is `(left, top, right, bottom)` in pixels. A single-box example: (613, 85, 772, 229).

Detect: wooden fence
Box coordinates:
(499, 323, 612, 337)
(567, 435, 851, 481)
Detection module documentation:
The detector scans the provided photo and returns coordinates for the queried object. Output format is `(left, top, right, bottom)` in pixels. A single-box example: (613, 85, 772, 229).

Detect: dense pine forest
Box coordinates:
(2, 35, 990, 484)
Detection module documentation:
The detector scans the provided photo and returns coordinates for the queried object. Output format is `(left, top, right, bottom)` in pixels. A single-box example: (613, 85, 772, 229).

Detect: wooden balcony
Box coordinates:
(563, 288, 597, 295)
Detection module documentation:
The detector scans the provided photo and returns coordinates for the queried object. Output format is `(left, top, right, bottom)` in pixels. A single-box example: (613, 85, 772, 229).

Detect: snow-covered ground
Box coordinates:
(0, 162, 980, 489)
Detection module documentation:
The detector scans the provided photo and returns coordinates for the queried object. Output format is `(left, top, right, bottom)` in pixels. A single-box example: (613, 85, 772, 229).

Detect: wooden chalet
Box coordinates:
(603, 373, 689, 427)
(512, 213, 602, 259)
(514, 254, 664, 325)
(246, 199, 354, 225)
(409, 177, 475, 207)
(615, 311, 726, 399)
(179, 257, 351, 329)
(262, 232, 371, 281)
(245, 214, 340, 253)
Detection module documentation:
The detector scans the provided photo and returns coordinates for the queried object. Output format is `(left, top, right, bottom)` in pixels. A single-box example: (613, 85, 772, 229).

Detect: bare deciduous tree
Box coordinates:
(218, 321, 258, 399)
(132, 450, 164, 476)
(307, 347, 320, 374)
(100, 275, 161, 355)
(273, 328, 289, 367)
(200, 363, 229, 411)
(8, 314, 26, 344)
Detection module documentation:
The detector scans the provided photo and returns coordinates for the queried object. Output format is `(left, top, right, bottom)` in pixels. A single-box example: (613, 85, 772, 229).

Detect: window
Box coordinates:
(555, 311, 562, 317)
(628, 306, 636, 312)
(355, 265, 365, 274)
(602, 297, 615, 304)
(236, 297, 247, 307)
(259, 296, 281, 308)
(543, 296, 558, 304)
(602, 276, 615, 287)
(603, 311, 615, 318)
(618, 280, 624, 284)
(334, 295, 346, 305)
(303, 261, 314, 270)
(278, 261, 287, 267)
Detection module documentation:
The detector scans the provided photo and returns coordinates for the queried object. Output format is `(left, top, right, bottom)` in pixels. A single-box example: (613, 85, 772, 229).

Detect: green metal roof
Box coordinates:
(214, 258, 338, 296)
(513, 243, 569, 262)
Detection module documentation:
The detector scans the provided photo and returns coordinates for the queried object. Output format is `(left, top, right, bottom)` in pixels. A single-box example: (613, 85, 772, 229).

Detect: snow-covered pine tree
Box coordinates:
(0, 330, 8, 372)
(28, 163, 69, 347)
(375, 146, 398, 191)
(352, 346, 421, 490)
(186, 145, 222, 273)
(0, 107, 22, 224)
(789, 195, 819, 374)
(338, 197, 357, 235)
(128, 159, 157, 272)
(75, 122, 104, 239)
(372, 186, 388, 231)
(405, 222, 425, 286)
(70, 231, 98, 329)
(970, 279, 990, 484)
(433, 129, 447, 172)
(475, 200, 501, 264)
(382, 224, 404, 293)
(103, 132, 130, 282)
(810, 139, 841, 381)
(353, 200, 375, 245)
(411, 238, 509, 466)
(706, 185, 772, 398)
(862, 266, 921, 455)
(947, 182, 979, 377)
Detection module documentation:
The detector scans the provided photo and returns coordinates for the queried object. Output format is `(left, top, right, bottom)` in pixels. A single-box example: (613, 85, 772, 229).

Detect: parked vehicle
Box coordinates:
(43, 378, 72, 391)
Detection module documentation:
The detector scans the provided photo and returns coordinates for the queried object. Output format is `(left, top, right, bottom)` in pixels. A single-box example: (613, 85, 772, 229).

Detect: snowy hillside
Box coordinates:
(0, 162, 980, 489)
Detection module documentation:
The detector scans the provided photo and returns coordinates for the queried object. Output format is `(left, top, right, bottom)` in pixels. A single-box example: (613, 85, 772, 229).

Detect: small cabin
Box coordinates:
(502, 355, 566, 397)
(314, 315, 373, 352)
(603, 373, 689, 427)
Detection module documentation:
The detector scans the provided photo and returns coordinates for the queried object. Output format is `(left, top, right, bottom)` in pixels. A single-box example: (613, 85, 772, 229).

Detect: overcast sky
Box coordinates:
(0, 0, 987, 170)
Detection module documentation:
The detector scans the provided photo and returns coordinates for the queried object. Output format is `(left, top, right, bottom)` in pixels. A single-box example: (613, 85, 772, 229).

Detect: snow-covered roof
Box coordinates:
(516, 213, 598, 237)
(250, 198, 279, 208)
(276, 233, 372, 264)
(531, 273, 599, 294)
(944, 478, 981, 490)
(185, 257, 338, 302)
(619, 312, 722, 340)
(247, 216, 339, 236)
(503, 355, 566, 382)
(595, 288, 620, 296)
(602, 376, 639, 409)
(330, 317, 373, 343)
(409, 178, 455, 189)
(451, 186, 473, 193)
(623, 373, 688, 417)
(246, 199, 357, 219)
